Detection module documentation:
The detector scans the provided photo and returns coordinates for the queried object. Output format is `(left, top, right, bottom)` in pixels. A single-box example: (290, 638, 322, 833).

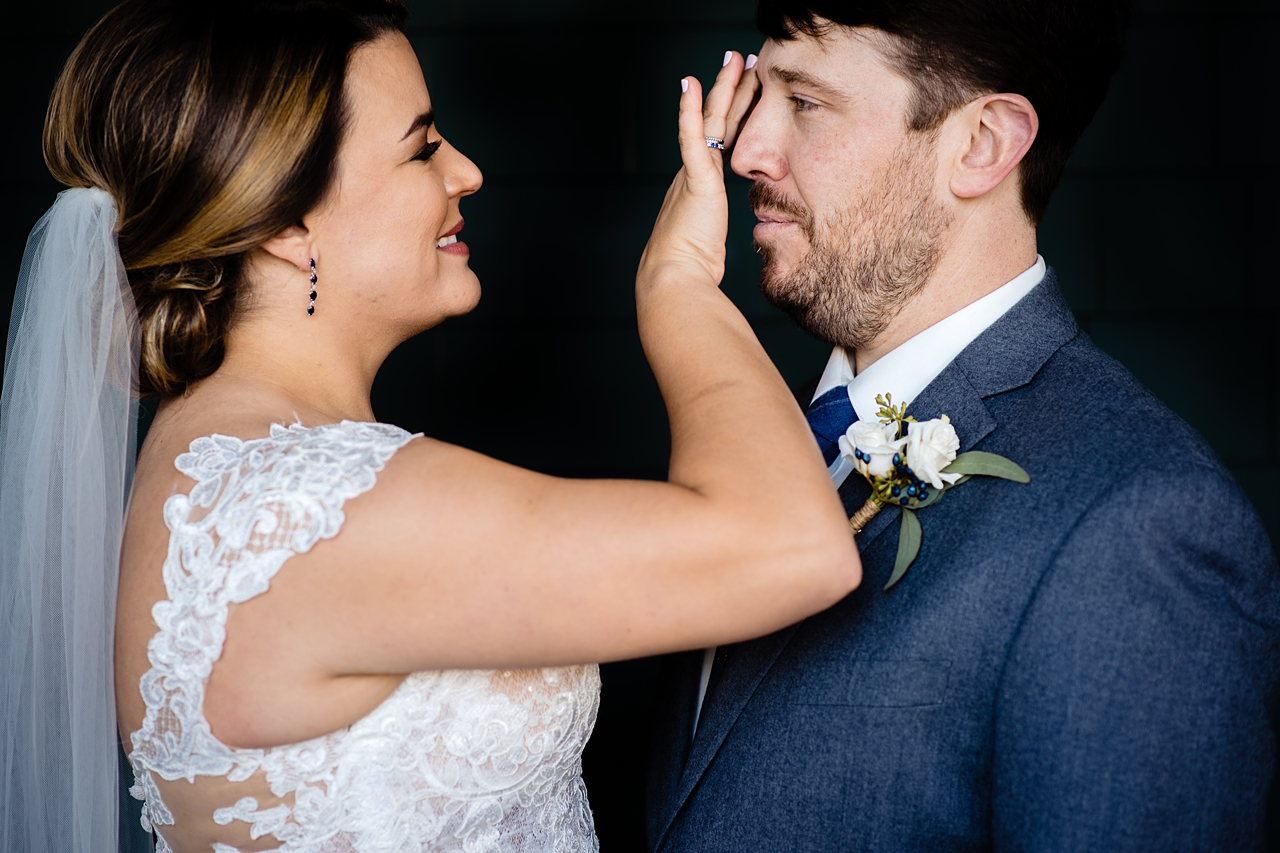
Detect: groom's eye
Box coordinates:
(790, 95, 817, 113)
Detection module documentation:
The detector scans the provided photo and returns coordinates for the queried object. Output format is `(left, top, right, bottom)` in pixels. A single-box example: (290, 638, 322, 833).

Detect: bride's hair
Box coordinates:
(42, 0, 408, 395)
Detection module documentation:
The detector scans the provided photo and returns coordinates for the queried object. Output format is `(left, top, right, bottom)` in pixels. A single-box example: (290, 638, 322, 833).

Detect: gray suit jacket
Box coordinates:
(647, 271, 1280, 852)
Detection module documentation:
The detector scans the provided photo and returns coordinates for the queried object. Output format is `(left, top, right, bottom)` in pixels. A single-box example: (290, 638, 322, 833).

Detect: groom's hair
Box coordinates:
(756, 0, 1130, 225)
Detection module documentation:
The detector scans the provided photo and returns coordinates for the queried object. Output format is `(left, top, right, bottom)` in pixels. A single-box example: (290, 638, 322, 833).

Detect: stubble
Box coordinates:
(753, 131, 953, 350)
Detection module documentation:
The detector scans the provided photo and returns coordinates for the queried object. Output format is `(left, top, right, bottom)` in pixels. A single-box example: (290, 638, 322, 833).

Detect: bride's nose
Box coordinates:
(444, 143, 483, 198)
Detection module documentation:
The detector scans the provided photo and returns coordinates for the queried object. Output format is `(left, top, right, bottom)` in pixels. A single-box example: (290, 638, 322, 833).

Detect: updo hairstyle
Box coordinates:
(43, 0, 409, 395)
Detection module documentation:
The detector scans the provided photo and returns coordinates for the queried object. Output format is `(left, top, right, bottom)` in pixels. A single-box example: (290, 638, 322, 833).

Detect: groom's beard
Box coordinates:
(752, 132, 953, 351)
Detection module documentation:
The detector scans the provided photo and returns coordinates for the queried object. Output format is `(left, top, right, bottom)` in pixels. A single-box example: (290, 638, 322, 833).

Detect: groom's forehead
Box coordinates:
(759, 29, 906, 99)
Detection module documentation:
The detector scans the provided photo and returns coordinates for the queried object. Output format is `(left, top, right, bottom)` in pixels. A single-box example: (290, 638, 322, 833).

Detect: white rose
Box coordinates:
(904, 417, 961, 489)
(839, 419, 905, 479)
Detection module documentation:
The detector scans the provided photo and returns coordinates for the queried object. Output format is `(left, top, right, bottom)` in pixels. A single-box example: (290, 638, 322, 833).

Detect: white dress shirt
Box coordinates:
(690, 255, 1048, 739)
(817, 256, 1046, 490)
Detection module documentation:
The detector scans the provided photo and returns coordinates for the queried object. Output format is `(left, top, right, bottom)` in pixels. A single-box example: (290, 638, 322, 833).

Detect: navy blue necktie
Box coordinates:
(805, 385, 858, 465)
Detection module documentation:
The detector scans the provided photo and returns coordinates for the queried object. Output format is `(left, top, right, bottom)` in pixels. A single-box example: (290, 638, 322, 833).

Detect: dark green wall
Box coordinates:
(2, 1, 1277, 851)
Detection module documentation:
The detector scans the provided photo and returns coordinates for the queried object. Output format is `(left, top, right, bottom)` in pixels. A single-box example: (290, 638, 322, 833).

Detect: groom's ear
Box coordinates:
(259, 222, 314, 270)
(947, 93, 1038, 202)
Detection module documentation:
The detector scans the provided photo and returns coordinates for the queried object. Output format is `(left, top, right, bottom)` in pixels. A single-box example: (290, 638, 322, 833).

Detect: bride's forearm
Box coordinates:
(637, 268, 858, 591)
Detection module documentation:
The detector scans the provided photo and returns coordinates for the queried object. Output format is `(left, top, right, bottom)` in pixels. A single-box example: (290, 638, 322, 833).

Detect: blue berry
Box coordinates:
(891, 486, 901, 497)
(893, 454, 901, 466)
(907, 485, 917, 497)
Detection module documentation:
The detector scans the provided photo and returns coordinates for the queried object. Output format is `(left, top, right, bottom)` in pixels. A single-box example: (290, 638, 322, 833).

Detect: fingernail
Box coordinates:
(745, 54, 758, 70)
(723, 51, 733, 67)
(681, 79, 689, 93)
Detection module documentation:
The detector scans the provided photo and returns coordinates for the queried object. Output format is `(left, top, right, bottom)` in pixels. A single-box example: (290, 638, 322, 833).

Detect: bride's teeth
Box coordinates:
(436, 235, 457, 248)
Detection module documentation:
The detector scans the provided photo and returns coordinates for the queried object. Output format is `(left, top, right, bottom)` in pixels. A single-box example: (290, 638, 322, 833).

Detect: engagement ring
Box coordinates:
(705, 136, 726, 150)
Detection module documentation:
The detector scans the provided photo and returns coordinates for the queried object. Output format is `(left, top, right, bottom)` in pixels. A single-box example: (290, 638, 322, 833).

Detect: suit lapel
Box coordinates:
(846, 272, 1078, 557)
(652, 273, 1081, 850)
(646, 650, 701, 845)
(652, 623, 803, 850)
(911, 362, 997, 453)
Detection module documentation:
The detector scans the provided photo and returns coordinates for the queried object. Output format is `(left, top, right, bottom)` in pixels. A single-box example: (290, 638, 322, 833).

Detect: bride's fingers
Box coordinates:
(723, 56, 761, 149)
(701, 52, 745, 153)
(677, 76, 719, 187)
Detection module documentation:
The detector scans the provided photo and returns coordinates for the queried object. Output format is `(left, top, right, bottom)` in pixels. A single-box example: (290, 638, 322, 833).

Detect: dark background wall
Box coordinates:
(2, 1, 1277, 851)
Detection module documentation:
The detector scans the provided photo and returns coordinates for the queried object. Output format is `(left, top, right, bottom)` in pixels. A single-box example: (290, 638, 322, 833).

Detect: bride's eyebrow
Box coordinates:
(399, 109, 436, 142)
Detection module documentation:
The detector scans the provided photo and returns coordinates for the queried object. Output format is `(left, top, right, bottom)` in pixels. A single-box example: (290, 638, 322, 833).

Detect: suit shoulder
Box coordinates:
(978, 331, 1275, 576)
(1012, 339, 1279, 626)
(997, 331, 1226, 478)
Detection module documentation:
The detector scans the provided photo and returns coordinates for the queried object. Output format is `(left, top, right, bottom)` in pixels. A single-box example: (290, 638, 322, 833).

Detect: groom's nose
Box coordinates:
(731, 102, 789, 184)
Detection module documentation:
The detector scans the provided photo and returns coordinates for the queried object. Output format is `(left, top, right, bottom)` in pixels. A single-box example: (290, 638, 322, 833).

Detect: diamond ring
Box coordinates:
(705, 136, 726, 150)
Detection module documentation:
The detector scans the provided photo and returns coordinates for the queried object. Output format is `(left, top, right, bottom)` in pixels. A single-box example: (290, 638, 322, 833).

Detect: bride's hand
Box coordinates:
(637, 51, 760, 291)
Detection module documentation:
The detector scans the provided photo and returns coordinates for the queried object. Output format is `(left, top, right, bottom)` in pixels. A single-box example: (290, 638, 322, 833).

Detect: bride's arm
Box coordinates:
(249, 55, 858, 674)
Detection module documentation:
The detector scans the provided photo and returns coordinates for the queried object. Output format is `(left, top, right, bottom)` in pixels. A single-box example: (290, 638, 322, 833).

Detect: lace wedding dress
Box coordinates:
(126, 420, 601, 853)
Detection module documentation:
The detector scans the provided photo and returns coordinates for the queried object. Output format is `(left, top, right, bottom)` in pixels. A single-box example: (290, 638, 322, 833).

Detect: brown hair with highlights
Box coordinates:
(43, 0, 408, 395)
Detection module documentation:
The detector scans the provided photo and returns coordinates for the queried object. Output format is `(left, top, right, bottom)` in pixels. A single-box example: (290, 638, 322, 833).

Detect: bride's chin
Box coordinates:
(410, 280, 482, 332)
(452, 279, 482, 316)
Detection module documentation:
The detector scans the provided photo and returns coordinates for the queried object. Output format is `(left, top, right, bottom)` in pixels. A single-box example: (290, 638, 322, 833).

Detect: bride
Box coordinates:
(0, 1, 860, 851)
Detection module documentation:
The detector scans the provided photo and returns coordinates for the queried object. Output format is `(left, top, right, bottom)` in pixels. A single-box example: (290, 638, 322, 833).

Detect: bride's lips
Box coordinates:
(752, 210, 798, 242)
(436, 218, 469, 256)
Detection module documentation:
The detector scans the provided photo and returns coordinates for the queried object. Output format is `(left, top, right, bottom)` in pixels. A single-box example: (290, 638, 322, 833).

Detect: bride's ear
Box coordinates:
(260, 223, 313, 270)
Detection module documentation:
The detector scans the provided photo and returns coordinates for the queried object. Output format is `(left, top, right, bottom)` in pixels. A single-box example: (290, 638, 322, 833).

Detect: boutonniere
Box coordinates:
(840, 394, 1030, 590)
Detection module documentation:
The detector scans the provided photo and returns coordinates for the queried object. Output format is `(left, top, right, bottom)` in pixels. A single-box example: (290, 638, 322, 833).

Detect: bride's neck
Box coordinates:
(201, 314, 386, 425)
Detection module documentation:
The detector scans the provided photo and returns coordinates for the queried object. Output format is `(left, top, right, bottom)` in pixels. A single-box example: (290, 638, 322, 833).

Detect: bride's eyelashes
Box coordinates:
(413, 139, 443, 162)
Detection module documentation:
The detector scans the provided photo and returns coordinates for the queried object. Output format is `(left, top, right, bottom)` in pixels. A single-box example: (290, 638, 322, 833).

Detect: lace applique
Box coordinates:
(127, 421, 601, 852)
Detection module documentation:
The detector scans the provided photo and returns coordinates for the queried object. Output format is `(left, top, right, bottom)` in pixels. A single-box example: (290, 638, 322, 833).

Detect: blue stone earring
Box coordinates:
(307, 259, 317, 316)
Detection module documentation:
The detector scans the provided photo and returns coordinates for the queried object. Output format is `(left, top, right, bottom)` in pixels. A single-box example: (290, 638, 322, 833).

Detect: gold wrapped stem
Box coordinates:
(849, 498, 882, 536)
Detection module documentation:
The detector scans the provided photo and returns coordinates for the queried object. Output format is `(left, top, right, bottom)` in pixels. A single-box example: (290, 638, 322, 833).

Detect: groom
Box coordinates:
(646, 1, 1280, 850)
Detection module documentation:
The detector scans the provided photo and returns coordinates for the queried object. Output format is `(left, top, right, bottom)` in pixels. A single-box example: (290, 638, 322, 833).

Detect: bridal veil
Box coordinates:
(0, 188, 138, 852)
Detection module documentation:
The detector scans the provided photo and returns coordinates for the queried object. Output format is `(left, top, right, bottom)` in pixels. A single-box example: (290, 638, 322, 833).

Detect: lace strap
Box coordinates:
(130, 420, 416, 787)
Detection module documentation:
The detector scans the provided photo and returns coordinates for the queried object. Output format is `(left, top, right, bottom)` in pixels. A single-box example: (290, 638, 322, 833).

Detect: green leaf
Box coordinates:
(942, 451, 1030, 483)
(885, 508, 922, 591)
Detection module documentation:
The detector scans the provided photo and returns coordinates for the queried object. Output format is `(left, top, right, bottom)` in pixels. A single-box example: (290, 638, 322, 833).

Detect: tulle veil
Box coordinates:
(0, 187, 139, 852)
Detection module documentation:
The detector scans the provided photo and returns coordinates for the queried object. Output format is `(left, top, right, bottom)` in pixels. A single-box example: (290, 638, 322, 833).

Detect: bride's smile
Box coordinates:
(246, 31, 484, 351)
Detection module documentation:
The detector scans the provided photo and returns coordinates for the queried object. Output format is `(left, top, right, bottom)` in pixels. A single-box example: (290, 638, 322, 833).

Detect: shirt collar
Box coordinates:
(812, 255, 1047, 420)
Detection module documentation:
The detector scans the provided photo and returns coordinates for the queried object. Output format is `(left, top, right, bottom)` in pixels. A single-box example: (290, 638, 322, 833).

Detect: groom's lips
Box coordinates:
(752, 210, 798, 242)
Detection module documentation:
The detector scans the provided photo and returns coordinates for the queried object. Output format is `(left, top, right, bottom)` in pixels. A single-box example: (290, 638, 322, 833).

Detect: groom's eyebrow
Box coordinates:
(400, 109, 436, 142)
(768, 66, 846, 100)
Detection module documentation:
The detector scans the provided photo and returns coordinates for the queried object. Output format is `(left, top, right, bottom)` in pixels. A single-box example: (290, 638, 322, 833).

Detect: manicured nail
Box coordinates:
(745, 54, 758, 70)
(681, 78, 689, 93)
(723, 51, 733, 67)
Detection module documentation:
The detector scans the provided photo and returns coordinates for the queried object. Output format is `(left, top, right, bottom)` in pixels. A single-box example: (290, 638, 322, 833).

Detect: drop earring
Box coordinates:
(307, 259, 317, 316)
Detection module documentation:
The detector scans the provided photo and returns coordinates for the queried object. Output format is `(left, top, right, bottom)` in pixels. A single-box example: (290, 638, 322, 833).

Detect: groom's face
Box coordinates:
(732, 28, 953, 350)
